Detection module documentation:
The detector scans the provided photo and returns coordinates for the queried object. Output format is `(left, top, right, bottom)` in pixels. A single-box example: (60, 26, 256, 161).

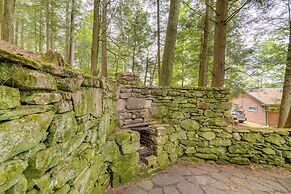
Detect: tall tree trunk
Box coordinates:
(211, 0, 228, 87)
(198, 0, 210, 87)
(159, 0, 181, 86)
(14, 17, 18, 46)
(91, 0, 100, 76)
(101, 0, 108, 77)
(157, 0, 161, 83)
(144, 49, 150, 85)
(65, 0, 70, 63)
(39, 1, 43, 53)
(0, 0, 3, 40)
(280, 1, 291, 128)
(20, 20, 24, 49)
(2, 0, 14, 42)
(45, 0, 50, 51)
(132, 41, 136, 73)
(68, 0, 75, 66)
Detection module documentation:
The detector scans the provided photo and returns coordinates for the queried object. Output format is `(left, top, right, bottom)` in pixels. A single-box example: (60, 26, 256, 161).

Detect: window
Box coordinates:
(248, 106, 258, 112)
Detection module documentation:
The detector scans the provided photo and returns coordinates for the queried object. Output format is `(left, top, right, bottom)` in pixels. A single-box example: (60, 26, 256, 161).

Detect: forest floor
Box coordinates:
(111, 161, 291, 194)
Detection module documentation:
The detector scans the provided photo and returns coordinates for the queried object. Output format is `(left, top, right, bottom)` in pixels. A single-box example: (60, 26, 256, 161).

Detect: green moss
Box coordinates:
(0, 86, 20, 110)
(0, 62, 57, 90)
(0, 111, 54, 163)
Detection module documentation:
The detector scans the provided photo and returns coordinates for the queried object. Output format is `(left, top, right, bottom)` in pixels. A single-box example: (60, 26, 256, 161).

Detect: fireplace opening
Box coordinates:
(131, 126, 155, 164)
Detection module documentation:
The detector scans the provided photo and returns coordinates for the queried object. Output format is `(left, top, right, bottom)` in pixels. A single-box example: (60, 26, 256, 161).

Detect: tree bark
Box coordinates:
(2, 0, 14, 42)
(159, 0, 181, 86)
(101, 0, 108, 77)
(91, 0, 100, 76)
(198, 0, 210, 87)
(280, 1, 291, 128)
(157, 0, 161, 83)
(39, 0, 43, 53)
(65, 0, 70, 63)
(132, 41, 137, 73)
(211, 0, 228, 87)
(68, 0, 75, 66)
(0, 0, 3, 40)
(45, 0, 50, 51)
(144, 49, 150, 85)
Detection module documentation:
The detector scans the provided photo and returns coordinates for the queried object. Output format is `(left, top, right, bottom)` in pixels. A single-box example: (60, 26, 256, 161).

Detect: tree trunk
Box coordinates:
(68, 0, 75, 66)
(65, 0, 70, 63)
(45, 0, 50, 51)
(2, 0, 14, 42)
(14, 12, 18, 47)
(0, 0, 3, 40)
(39, 1, 43, 53)
(101, 0, 108, 77)
(144, 49, 150, 85)
(211, 0, 228, 87)
(91, 0, 100, 76)
(280, 1, 291, 128)
(20, 20, 24, 49)
(132, 41, 136, 73)
(159, 0, 181, 86)
(198, 0, 210, 87)
(157, 0, 161, 83)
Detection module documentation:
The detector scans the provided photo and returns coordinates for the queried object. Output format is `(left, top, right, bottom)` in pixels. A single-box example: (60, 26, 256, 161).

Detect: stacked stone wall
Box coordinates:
(117, 85, 291, 169)
(0, 50, 139, 193)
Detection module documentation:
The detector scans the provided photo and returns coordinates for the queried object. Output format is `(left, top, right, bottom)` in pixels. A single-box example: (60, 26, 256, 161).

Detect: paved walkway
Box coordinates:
(113, 161, 291, 194)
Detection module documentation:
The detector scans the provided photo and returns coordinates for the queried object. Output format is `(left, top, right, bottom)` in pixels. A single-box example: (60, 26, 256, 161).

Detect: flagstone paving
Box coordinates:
(113, 161, 291, 194)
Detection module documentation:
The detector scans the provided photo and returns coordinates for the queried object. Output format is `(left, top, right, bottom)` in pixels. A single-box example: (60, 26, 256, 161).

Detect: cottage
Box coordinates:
(231, 88, 282, 126)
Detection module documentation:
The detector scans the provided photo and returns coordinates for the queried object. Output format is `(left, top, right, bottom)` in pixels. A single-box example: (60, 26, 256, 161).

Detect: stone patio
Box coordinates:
(111, 161, 291, 194)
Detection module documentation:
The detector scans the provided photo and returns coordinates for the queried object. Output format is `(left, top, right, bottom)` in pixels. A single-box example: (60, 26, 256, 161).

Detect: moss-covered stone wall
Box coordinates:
(117, 85, 291, 170)
(0, 49, 140, 193)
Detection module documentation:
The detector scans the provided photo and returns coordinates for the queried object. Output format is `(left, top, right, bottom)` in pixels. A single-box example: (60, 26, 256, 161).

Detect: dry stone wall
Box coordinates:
(117, 84, 291, 170)
(0, 50, 139, 193)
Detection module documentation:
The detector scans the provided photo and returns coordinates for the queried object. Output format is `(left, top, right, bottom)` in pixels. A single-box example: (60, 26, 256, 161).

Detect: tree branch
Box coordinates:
(181, 0, 216, 24)
(226, 0, 252, 23)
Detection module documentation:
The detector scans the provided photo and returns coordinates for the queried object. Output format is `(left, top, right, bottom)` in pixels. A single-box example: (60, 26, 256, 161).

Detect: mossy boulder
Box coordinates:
(210, 138, 232, 147)
(195, 153, 218, 160)
(229, 157, 250, 165)
(0, 159, 28, 192)
(242, 133, 264, 143)
(180, 119, 200, 131)
(5, 174, 28, 194)
(48, 111, 78, 145)
(21, 92, 62, 105)
(0, 62, 57, 90)
(27, 131, 87, 175)
(0, 111, 54, 163)
(0, 105, 53, 121)
(51, 149, 94, 189)
(228, 145, 247, 154)
(200, 132, 216, 140)
(265, 134, 286, 146)
(72, 88, 102, 118)
(0, 86, 20, 110)
(56, 77, 84, 92)
(110, 152, 139, 187)
(262, 148, 276, 155)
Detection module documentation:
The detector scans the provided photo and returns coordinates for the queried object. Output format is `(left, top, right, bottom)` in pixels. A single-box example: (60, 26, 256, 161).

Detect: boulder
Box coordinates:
(265, 134, 286, 146)
(126, 98, 146, 110)
(0, 86, 20, 110)
(21, 92, 62, 105)
(0, 62, 57, 90)
(48, 111, 78, 145)
(0, 105, 53, 121)
(0, 111, 54, 163)
(72, 88, 102, 118)
(180, 119, 200, 131)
